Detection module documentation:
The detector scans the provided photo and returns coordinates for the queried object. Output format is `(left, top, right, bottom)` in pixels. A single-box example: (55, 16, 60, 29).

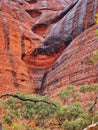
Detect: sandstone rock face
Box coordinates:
(0, 0, 98, 96)
(43, 25, 98, 95)
(0, 0, 34, 94)
(0, 0, 44, 94)
(24, 0, 98, 93)
(0, 0, 72, 93)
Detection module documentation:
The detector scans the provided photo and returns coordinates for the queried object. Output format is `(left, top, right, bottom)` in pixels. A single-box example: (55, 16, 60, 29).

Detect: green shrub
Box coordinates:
(55, 103, 90, 130)
(0, 84, 98, 130)
(90, 50, 98, 64)
(58, 85, 79, 104)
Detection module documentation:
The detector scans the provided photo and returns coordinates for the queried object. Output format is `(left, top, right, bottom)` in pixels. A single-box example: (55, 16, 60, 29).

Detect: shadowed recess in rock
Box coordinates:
(25, 0, 37, 4)
(32, 23, 47, 35)
(24, 0, 97, 70)
(31, 0, 79, 35)
(26, 9, 41, 18)
(23, 0, 98, 93)
(42, 25, 98, 95)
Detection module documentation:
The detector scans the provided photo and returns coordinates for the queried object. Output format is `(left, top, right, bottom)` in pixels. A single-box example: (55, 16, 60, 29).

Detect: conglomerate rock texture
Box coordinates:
(0, 0, 98, 97)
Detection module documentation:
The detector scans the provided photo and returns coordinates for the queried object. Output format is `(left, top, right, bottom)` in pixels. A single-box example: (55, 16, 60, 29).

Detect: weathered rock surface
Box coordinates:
(0, 0, 98, 97)
(24, 0, 98, 93)
(43, 25, 98, 95)
(0, 0, 42, 94)
(0, 0, 71, 93)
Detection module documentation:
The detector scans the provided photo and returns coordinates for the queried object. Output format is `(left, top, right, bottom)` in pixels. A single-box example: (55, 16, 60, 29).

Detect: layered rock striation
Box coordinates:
(24, 0, 98, 93)
(0, 0, 71, 93)
(43, 25, 98, 95)
(0, 0, 98, 95)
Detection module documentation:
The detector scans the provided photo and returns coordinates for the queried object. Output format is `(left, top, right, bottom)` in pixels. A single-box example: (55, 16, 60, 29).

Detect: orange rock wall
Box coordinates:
(43, 25, 98, 96)
(0, 0, 71, 94)
(0, 0, 98, 96)
(0, 0, 43, 94)
(24, 0, 98, 94)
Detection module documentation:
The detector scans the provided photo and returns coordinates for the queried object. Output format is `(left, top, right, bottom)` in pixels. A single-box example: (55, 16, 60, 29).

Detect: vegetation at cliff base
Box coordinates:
(0, 48, 98, 130)
(0, 84, 98, 130)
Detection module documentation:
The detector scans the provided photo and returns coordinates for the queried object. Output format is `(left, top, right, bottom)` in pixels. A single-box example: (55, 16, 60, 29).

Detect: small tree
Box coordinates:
(55, 103, 90, 130)
(57, 84, 98, 129)
(80, 84, 98, 124)
(0, 92, 57, 130)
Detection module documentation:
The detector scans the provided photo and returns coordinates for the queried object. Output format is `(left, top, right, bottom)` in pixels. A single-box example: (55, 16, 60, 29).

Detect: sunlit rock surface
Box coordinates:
(0, 0, 98, 96)
(24, 0, 98, 92)
(43, 25, 98, 95)
(0, 0, 72, 93)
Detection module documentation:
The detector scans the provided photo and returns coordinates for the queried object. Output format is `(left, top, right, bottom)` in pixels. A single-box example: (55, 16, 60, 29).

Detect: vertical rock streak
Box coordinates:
(18, 25, 25, 60)
(71, 0, 88, 38)
(3, 16, 10, 50)
(36, 0, 98, 93)
(2, 15, 18, 87)
(23, 0, 98, 93)
(84, 0, 96, 29)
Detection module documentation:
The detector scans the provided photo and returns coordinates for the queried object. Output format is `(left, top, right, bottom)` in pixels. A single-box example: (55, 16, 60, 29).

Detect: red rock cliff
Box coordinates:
(0, 0, 98, 95)
(0, 0, 72, 94)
